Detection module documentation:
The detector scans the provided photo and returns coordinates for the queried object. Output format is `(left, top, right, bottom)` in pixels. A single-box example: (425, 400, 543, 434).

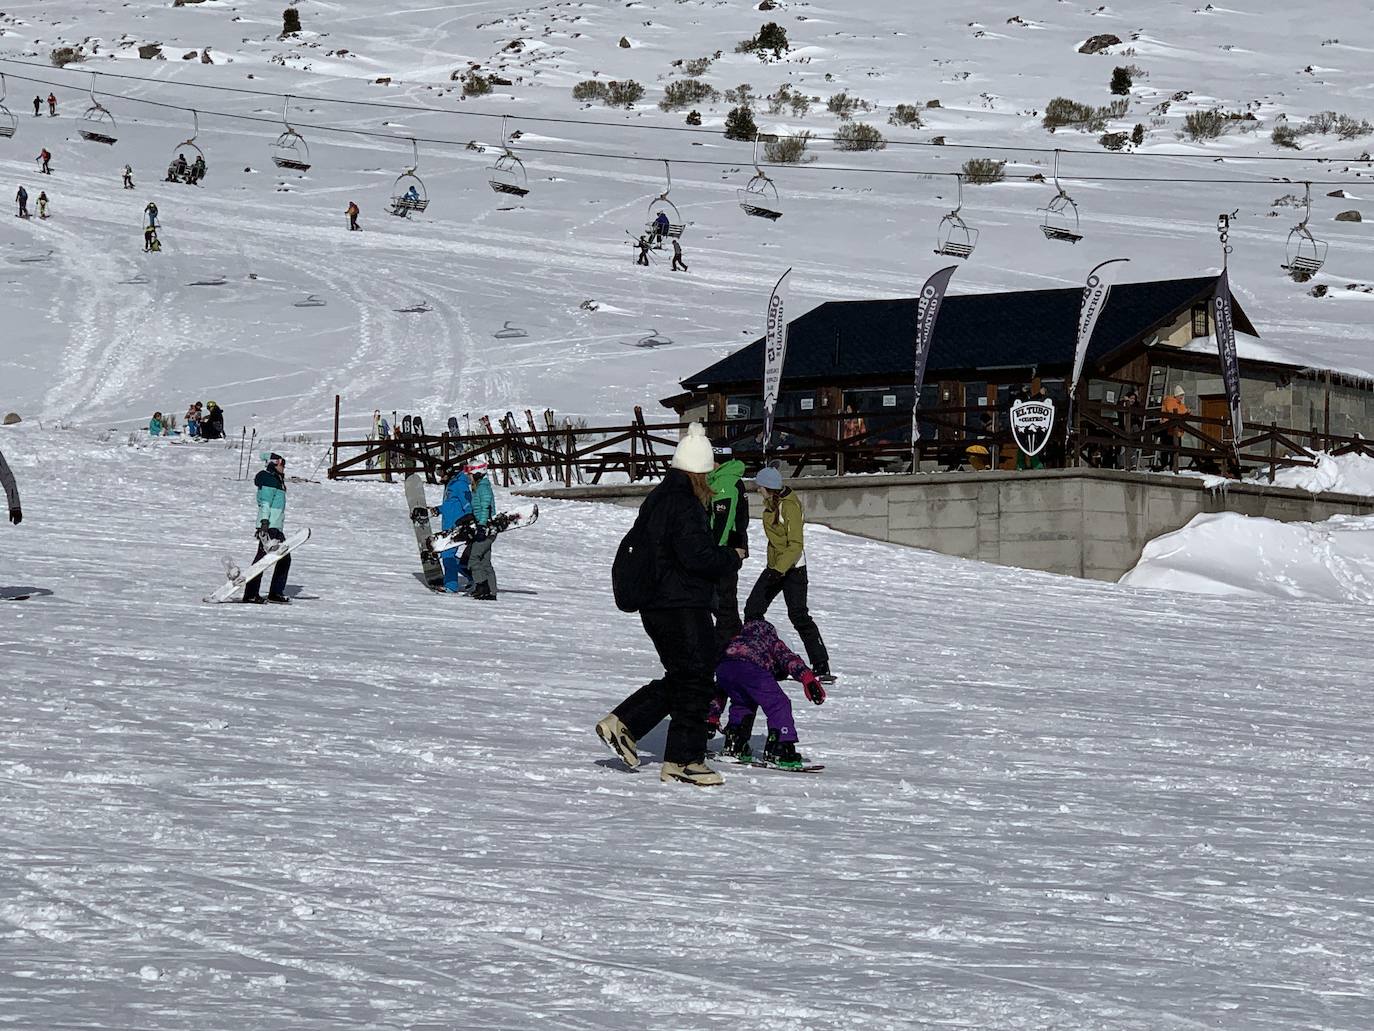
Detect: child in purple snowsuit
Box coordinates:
(714, 618, 826, 767)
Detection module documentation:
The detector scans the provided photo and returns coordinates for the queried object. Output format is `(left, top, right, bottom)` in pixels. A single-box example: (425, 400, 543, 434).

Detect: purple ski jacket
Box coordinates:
(723, 619, 809, 683)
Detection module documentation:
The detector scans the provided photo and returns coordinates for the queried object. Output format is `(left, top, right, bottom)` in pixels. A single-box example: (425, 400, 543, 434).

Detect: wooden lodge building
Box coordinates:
(661, 275, 1374, 452)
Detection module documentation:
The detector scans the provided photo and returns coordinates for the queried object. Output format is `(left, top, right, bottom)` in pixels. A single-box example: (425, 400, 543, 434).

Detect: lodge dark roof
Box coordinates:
(680, 275, 1260, 390)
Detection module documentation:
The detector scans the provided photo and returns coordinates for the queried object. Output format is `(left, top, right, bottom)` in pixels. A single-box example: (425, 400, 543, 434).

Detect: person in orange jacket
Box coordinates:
(1158, 384, 1191, 470)
(345, 201, 360, 231)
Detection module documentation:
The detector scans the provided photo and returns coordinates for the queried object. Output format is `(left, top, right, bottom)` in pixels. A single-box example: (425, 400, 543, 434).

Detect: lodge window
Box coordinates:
(1191, 304, 1209, 338)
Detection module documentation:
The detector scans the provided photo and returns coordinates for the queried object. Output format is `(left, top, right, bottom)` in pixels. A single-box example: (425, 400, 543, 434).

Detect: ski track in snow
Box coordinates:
(1, 430, 1373, 1029)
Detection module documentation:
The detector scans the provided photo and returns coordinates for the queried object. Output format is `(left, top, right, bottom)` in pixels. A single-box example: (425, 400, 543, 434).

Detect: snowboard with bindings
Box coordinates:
(204, 528, 311, 603)
(404, 474, 445, 589)
(708, 751, 824, 773)
(426, 504, 539, 552)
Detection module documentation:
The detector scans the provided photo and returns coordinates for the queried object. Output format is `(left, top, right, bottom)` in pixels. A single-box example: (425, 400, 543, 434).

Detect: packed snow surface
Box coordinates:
(3, 426, 1374, 1029)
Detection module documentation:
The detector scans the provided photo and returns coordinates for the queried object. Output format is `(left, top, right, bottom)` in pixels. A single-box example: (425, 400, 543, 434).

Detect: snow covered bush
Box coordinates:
(888, 104, 923, 127)
(572, 80, 608, 103)
(463, 72, 493, 98)
(723, 106, 759, 141)
(765, 131, 815, 164)
(1182, 109, 1228, 141)
(961, 158, 1004, 183)
(606, 80, 645, 108)
(659, 79, 718, 112)
(1042, 96, 1124, 132)
(736, 22, 790, 60)
(835, 122, 886, 151)
(50, 46, 84, 67)
(282, 7, 302, 35)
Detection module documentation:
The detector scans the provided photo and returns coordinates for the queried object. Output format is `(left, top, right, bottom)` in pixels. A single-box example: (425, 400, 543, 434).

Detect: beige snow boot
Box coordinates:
(660, 760, 724, 787)
(595, 713, 639, 769)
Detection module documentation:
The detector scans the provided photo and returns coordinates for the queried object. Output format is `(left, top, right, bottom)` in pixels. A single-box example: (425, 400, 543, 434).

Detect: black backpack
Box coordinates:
(611, 514, 659, 613)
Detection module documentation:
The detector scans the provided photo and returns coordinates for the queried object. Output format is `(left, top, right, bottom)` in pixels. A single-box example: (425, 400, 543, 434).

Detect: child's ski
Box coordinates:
(708, 752, 824, 773)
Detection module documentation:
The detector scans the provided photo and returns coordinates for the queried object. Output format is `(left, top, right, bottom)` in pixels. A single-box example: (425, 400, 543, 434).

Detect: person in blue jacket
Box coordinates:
(467, 462, 498, 600)
(243, 453, 292, 603)
(431, 465, 473, 593)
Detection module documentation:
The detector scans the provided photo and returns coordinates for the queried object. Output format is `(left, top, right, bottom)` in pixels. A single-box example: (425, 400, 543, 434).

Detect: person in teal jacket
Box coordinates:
(149, 411, 165, 436)
(244, 453, 291, 603)
(467, 462, 498, 600)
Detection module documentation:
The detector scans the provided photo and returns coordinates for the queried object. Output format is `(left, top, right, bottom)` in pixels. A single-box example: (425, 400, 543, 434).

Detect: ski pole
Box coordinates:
(247, 429, 256, 474)
(237, 428, 246, 479)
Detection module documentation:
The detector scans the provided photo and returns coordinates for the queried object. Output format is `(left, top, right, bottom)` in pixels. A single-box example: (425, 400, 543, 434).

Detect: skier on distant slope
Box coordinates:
(36, 149, 51, 175)
(346, 200, 360, 231)
(122, 164, 134, 190)
(430, 465, 473, 593)
(244, 453, 293, 604)
(0, 446, 20, 525)
(37, 192, 48, 220)
(15, 185, 28, 219)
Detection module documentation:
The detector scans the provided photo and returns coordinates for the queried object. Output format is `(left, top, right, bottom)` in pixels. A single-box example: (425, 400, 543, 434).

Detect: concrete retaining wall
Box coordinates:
(517, 469, 1374, 581)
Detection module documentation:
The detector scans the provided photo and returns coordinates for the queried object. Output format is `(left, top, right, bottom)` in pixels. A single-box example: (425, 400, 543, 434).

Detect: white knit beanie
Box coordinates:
(671, 422, 715, 474)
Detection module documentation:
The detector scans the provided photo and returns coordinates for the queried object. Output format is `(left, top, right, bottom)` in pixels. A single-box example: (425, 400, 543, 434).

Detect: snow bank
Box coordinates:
(1120, 510, 1374, 603)
(1250, 450, 1374, 497)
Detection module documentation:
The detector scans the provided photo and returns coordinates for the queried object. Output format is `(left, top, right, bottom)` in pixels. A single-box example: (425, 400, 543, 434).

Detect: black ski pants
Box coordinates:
(613, 607, 716, 765)
(712, 568, 742, 663)
(743, 565, 830, 675)
(243, 528, 291, 601)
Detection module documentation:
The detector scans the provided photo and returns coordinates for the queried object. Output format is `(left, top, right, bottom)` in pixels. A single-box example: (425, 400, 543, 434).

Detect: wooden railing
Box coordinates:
(327, 395, 1374, 487)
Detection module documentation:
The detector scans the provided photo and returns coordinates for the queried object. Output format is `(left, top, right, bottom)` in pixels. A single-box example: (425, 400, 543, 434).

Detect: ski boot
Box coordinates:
(595, 713, 639, 770)
(660, 760, 723, 787)
(720, 721, 755, 762)
(763, 729, 806, 771)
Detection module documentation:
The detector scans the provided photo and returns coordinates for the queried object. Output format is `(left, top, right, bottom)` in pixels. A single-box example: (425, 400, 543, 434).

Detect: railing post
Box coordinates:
(331, 393, 340, 480)
(1269, 421, 1277, 483)
(564, 425, 573, 487)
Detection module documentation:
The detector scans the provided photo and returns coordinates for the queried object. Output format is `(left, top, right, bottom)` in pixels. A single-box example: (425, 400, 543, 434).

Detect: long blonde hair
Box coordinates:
(686, 470, 714, 509)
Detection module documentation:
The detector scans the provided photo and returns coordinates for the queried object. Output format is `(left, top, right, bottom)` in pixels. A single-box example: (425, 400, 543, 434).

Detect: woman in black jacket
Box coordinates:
(597, 424, 742, 786)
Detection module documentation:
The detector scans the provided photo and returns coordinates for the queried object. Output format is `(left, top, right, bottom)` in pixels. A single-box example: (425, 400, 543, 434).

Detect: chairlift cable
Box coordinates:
(1, 56, 1370, 169)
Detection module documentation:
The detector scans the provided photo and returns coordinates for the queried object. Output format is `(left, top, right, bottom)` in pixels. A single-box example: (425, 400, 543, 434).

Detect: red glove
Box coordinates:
(800, 670, 826, 706)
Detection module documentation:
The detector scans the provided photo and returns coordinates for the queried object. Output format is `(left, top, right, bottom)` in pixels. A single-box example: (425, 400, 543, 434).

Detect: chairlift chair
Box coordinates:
(934, 174, 979, 259)
(167, 109, 207, 185)
(738, 133, 783, 221)
(0, 74, 17, 140)
(645, 159, 685, 245)
(1282, 182, 1327, 280)
(270, 95, 311, 172)
(1038, 150, 1082, 243)
(77, 73, 118, 145)
(487, 117, 529, 199)
(388, 139, 430, 217)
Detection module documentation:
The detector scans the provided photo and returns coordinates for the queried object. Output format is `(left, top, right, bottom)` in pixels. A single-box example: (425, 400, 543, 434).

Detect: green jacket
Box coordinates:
(707, 459, 747, 549)
(761, 487, 805, 573)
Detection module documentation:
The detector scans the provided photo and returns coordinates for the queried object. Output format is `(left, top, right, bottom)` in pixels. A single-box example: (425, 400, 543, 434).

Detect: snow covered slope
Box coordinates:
(4, 425, 1374, 1029)
(3, 0, 1374, 435)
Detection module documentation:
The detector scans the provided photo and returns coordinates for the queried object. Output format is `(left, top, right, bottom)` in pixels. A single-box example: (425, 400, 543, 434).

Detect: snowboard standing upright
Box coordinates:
(404, 474, 444, 589)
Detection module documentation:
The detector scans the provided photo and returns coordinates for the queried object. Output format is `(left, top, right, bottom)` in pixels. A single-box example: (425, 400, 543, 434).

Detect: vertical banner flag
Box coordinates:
(761, 267, 793, 452)
(1070, 258, 1130, 401)
(1212, 268, 1243, 456)
(911, 265, 959, 451)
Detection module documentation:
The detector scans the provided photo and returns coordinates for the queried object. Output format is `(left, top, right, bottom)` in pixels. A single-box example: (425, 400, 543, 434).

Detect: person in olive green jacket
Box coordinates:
(742, 465, 831, 679)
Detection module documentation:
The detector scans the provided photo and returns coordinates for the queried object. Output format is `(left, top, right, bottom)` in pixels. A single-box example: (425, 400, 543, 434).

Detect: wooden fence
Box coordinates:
(327, 395, 1374, 487)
